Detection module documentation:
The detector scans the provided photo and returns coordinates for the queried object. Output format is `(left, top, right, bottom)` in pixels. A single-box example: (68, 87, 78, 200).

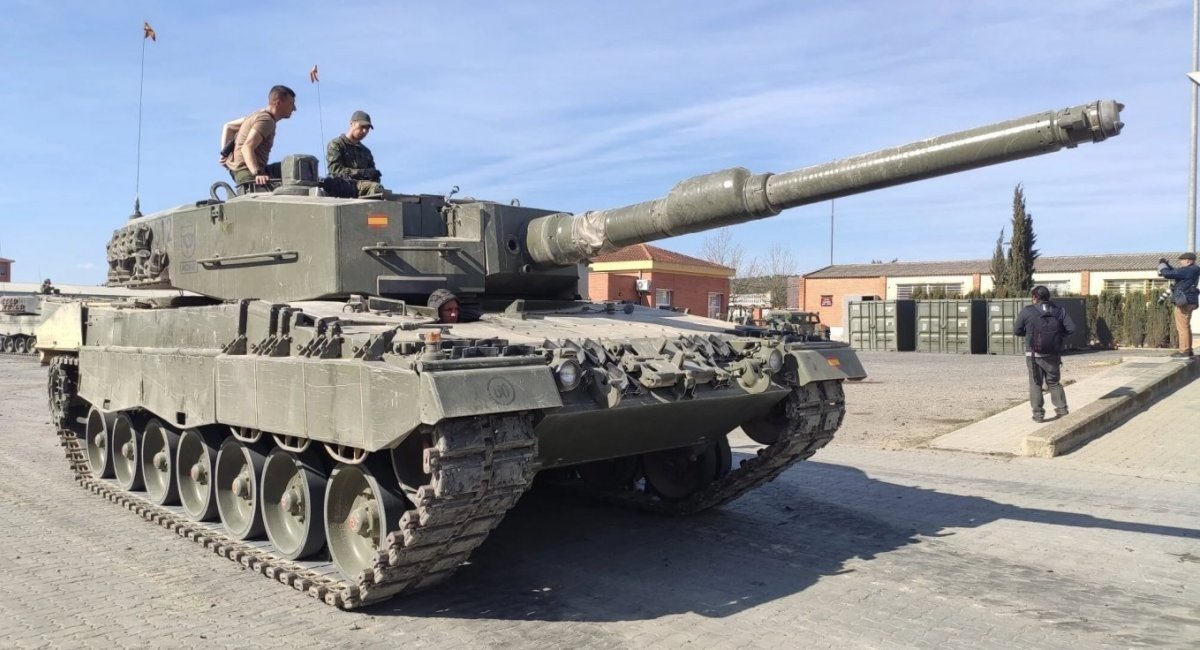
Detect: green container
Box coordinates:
(987, 296, 1088, 355)
(915, 299, 986, 354)
(848, 300, 915, 351)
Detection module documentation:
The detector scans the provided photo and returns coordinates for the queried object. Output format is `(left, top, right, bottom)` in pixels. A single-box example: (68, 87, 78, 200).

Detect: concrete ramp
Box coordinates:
(931, 356, 1198, 457)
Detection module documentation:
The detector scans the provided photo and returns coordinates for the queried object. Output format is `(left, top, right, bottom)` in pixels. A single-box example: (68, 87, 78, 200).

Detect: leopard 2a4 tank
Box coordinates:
(40, 100, 1124, 608)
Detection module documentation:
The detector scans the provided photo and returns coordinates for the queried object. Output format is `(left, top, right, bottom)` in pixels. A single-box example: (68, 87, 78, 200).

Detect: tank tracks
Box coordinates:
(0, 334, 37, 356)
(558, 378, 845, 516)
(55, 409, 539, 609)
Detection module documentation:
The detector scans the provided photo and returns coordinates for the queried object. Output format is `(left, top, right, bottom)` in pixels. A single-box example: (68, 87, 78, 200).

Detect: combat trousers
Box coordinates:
(1027, 354, 1067, 418)
(1174, 303, 1196, 354)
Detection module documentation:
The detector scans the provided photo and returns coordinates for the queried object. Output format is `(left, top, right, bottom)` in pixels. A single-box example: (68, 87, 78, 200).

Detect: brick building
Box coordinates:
(0, 258, 10, 283)
(796, 252, 1181, 336)
(588, 244, 734, 319)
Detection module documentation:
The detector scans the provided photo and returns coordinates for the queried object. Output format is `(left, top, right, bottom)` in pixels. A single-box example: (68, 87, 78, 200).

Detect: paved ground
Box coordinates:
(0, 354, 1197, 649)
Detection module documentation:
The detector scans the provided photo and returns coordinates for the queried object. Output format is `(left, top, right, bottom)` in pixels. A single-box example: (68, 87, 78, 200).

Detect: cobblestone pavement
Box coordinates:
(0, 355, 1196, 649)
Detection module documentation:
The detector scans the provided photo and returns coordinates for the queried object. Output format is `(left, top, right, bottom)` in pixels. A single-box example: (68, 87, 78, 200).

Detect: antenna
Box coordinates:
(133, 21, 157, 220)
(310, 65, 326, 175)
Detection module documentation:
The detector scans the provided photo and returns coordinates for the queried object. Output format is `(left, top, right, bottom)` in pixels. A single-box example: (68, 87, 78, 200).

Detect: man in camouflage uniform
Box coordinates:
(326, 110, 384, 197)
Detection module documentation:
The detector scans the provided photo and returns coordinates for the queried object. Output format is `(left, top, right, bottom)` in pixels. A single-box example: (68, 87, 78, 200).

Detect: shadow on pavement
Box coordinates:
(362, 457, 1198, 622)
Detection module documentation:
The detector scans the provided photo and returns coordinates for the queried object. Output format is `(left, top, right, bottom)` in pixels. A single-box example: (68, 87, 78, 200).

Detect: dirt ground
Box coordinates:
(830, 349, 1139, 449)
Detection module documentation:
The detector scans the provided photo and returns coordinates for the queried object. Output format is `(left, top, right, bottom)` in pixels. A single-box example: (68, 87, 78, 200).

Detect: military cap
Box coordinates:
(1180, 252, 1196, 261)
(350, 110, 373, 128)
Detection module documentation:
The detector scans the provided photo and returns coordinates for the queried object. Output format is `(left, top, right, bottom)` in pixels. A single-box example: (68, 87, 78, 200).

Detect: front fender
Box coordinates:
(785, 349, 848, 385)
(419, 365, 563, 423)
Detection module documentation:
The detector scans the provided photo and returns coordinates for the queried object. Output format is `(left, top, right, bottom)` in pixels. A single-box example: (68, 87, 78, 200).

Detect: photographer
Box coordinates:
(1157, 252, 1200, 358)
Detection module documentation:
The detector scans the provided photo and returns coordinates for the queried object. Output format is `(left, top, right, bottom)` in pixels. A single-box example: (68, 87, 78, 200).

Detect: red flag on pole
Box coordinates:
(143, 21, 156, 41)
(309, 65, 319, 83)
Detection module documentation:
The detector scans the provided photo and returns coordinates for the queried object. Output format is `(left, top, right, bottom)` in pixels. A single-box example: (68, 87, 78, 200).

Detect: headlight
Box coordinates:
(766, 349, 784, 373)
(555, 359, 582, 392)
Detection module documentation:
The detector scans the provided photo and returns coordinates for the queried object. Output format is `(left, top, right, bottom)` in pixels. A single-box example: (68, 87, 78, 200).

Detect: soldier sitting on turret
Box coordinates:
(325, 111, 385, 198)
(40, 278, 59, 295)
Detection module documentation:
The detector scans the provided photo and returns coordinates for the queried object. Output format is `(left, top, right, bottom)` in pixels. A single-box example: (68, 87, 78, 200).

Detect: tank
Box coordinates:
(39, 99, 1123, 609)
(0, 294, 46, 355)
(0, 283, 171, 356)
(731, 309, 867, 380)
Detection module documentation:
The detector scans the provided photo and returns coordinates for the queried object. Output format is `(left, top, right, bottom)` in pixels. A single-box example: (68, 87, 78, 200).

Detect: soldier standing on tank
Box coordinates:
(326, 111, 384, 197)
(219, 85, 297, 191)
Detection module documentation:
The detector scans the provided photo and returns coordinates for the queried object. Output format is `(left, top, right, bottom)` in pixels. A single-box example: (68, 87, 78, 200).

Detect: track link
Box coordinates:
(57, 413, 538, 609)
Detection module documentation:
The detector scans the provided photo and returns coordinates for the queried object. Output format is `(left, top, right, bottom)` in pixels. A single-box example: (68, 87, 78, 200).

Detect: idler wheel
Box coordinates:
(140, 419, 180, 505)
(324, 456, 407, 579)
(176, 428, 222, 521)
(84, 406, 116, 478)
(111, 413, 145, 491)
(215, 438, 268, 539)
(641, 436, 732, 502)
(261, 448, 328, 560)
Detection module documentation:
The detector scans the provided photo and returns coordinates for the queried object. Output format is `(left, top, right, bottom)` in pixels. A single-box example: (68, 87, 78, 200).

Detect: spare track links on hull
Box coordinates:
(55, 400, 539, 610)
(563, 378, 845, 515)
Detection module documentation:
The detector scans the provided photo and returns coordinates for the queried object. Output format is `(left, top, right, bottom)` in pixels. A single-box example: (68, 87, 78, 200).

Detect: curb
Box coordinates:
(1023, 358, 1200, 458)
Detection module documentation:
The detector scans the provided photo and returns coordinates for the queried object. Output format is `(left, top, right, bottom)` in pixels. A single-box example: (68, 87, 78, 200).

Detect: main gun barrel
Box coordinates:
(525, 100, 1123, 267)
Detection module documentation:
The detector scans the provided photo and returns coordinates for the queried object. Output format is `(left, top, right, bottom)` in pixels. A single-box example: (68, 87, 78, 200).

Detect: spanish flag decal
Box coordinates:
(367, 214, 389, 229)
(827, 357, 841, 367)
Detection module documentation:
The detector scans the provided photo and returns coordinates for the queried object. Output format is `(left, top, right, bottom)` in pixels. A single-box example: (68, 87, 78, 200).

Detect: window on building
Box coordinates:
(707, 293, 723, 319)
(1036, 280, 1071, 295)
(896, 283, 963, 299)
(1102, 279, 1169, 295)
(655, 288, 673, 308)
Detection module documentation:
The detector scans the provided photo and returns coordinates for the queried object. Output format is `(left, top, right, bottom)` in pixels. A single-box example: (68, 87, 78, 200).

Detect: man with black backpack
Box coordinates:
(1014, 285, 1077, 423)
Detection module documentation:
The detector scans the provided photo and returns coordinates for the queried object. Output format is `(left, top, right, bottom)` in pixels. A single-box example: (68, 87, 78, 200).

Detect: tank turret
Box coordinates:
(525, 100, 1123, 266)
(105, 100, 1122, 304)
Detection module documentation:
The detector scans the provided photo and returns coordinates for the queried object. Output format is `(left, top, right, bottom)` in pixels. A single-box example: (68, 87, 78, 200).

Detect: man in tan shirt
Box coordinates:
(219, 85, 297, 189)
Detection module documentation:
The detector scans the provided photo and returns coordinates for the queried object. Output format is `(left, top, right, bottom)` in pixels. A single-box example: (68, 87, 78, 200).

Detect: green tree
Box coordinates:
(1006, 184, 1038, 293)
(989, 227, 1008, 296)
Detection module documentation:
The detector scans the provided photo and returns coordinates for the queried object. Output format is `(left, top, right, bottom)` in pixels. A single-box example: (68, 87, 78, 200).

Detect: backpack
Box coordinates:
(1030, 305, 1064, 355)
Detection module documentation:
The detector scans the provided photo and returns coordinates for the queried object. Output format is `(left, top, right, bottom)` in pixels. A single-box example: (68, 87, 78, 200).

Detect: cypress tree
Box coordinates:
(990, 227, 1008, 297)
(1008, 185, 1039, 293)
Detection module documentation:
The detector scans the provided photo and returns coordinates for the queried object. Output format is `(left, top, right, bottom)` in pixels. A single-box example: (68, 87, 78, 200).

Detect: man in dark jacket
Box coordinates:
(1157, 252, 1200, 358)
(1014, 285, 1077, 423)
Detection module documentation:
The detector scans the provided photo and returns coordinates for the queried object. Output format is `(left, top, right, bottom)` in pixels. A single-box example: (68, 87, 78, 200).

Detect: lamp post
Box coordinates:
(1188, 0, 1200, 252)
(829, 199, 835, 266)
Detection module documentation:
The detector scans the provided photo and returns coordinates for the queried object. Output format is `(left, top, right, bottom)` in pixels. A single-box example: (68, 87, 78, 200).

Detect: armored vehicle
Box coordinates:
(732, 309, 867, 380)
(0, 295, 46, 355)
(1, 284, 165, 355)
(40, 100, 1123, 608)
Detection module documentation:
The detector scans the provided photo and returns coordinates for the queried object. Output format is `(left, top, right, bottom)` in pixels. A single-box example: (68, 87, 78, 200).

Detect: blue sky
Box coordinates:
(0, 1, 1191, 284)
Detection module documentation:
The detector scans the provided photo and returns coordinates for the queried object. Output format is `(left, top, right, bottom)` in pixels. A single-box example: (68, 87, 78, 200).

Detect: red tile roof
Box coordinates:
(591, 244, 733, 272)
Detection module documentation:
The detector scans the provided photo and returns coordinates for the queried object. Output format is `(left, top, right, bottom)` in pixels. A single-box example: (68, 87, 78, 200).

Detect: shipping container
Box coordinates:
(848, 300, 916, 351)
(987, 296, 1088, 355)
(915, 299, 986, 354)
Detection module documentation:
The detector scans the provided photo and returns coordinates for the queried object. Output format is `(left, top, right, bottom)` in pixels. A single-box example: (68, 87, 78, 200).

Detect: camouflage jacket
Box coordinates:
(327, 134, 378, 180)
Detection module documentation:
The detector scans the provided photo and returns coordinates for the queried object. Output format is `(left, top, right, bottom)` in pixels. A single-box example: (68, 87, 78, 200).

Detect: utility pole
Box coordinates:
(1189, 0, 1200, 251)
(829, 199, 835, 266)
